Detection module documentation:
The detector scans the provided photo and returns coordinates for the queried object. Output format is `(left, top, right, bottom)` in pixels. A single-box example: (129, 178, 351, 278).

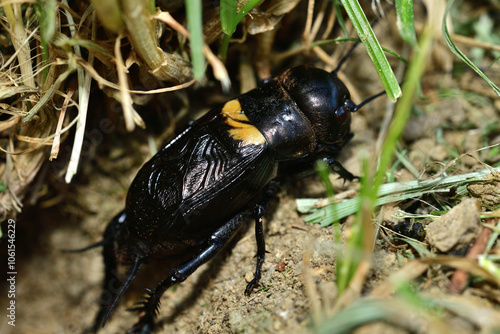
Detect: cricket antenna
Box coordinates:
(333, 40, 360, 75)
(353, 89, 387, 112)
(60, 240, 106, 253)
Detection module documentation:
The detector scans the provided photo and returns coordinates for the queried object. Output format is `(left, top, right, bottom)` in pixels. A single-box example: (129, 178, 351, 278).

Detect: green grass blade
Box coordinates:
(340, 0, 401, 101)
(219, 0, 262, 59)
(336, 155, 372, 294)
(443, 0, 500, 96)
(298, 166, 500, 225)
(220, 0, 237, 35)
(372, 27, 434, 191)
(34, 0, 57, 84)
(315, 160, 345, 289)
(333, 0, 348, 37)
(185, 0, 205, 78)
(317, 299, 412, 334)
(395, 0, 418, 47)
(327, 12, 434, 294)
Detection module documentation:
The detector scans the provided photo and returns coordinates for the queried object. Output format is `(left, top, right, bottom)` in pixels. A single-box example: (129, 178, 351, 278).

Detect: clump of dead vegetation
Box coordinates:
(0, 0, 303, 219)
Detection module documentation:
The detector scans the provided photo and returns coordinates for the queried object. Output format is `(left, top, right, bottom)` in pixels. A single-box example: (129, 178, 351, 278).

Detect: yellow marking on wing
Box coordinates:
(221, 99, 266, 146)
(222, 99, 250, 121)
(228, 125, 267, 146)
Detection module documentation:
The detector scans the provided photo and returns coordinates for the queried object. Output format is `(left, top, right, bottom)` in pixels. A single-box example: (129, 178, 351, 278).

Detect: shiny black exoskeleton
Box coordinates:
(89, 65, 363, 333)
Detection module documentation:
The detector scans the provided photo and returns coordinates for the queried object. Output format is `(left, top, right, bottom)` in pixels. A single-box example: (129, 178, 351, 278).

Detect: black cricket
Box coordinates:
(83, 65, 377, 333)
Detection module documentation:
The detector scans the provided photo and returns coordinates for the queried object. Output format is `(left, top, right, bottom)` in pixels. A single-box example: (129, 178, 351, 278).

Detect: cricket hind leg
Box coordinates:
(126, 210, 250, 334)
